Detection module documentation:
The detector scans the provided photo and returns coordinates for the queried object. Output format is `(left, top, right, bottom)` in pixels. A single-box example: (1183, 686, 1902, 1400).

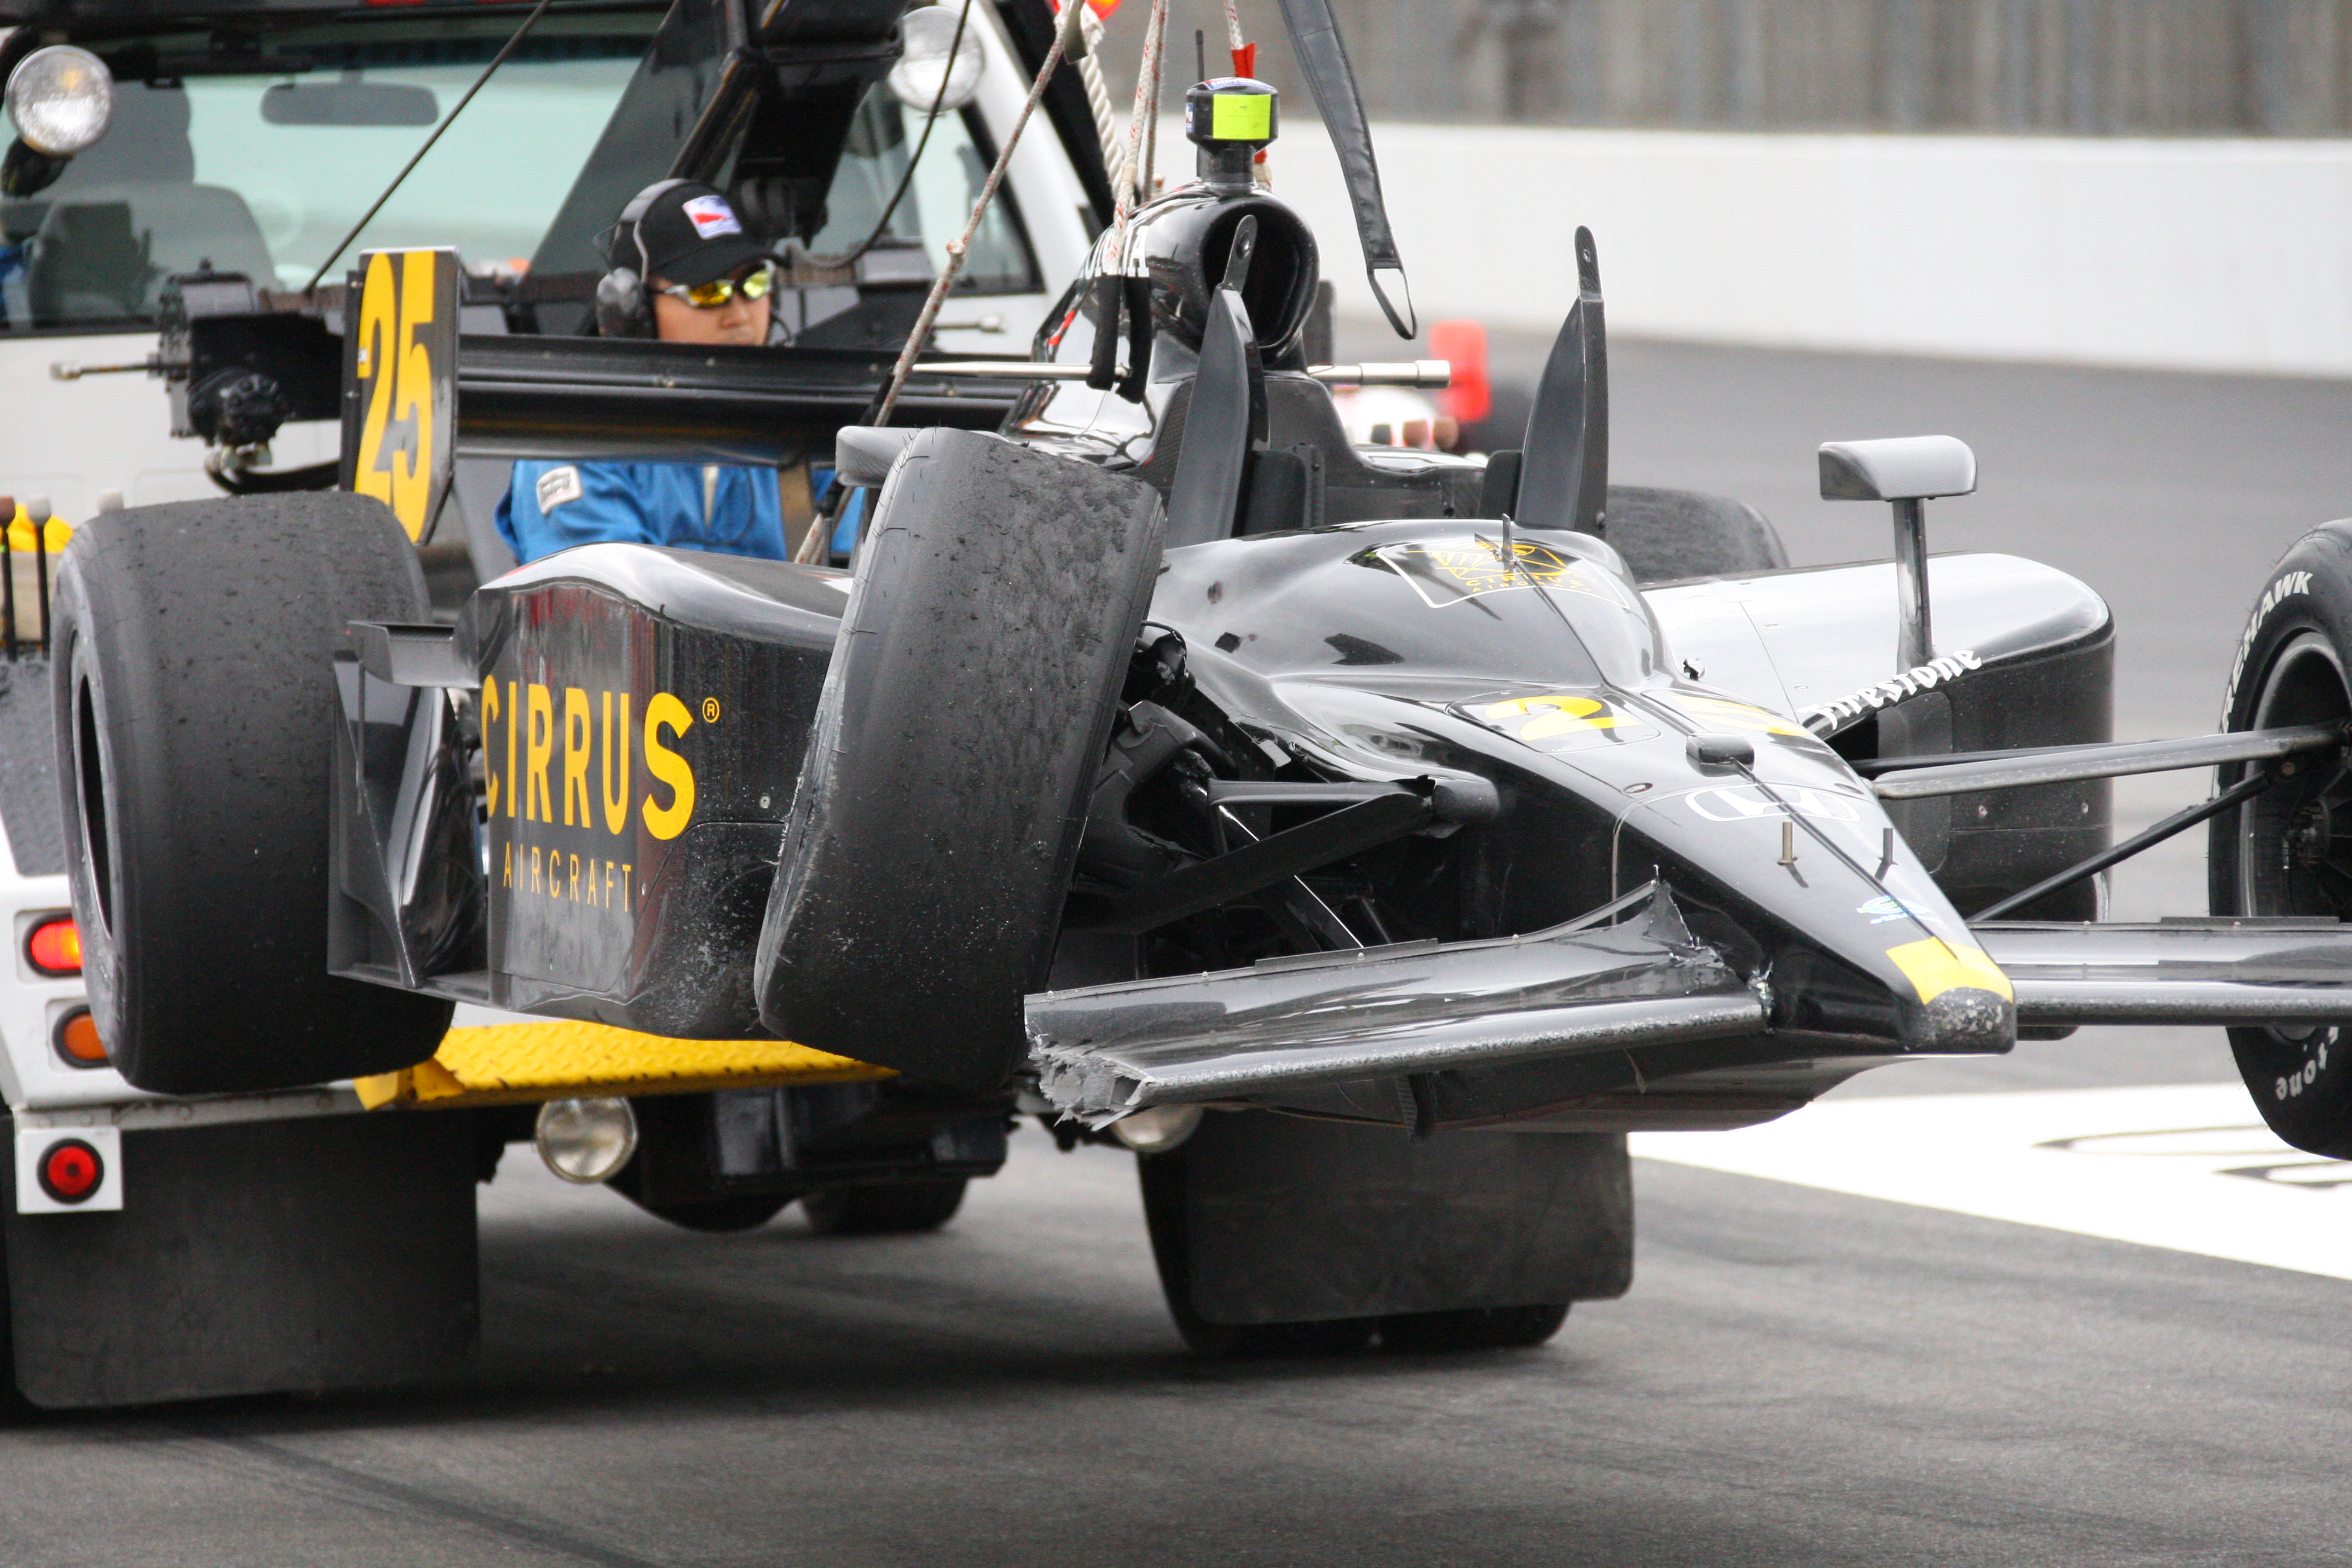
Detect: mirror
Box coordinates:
(261, 77, 438, 128)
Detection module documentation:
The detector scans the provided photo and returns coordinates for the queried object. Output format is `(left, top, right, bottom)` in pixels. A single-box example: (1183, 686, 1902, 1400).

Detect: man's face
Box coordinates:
(652, 265, 771, 347)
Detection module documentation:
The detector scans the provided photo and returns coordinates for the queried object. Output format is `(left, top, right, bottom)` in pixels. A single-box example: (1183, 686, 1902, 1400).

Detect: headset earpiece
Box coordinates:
(594, 178, 688, 338)
(594, 266, 650, 338)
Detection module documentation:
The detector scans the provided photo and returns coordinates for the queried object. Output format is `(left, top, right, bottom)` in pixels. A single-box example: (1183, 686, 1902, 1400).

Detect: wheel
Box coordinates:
(800, 1178, 968, 1236)
(1379, 1303, 1570, 1353)
(623, 1194, 792, 1233)
(1174, 1315, 1376, 1359)
(1601, 485, 1787, 584)
(755, 428, 1165, 1091)
(54, 494, 454, 1094)
(2212, 523, 2352, 1157)
(1138, 1112, 1630, 1360)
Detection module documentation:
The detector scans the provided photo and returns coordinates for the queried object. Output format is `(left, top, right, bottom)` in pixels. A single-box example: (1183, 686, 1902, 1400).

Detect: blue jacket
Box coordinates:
(497, 460, 790, 564)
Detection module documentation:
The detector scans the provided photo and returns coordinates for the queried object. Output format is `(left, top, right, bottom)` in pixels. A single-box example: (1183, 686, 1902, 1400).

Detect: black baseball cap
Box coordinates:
(619, 181, 771, 287)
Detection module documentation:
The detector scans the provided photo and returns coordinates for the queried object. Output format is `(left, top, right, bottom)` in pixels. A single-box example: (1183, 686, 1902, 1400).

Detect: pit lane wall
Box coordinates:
(1271, 125, 2352, 378)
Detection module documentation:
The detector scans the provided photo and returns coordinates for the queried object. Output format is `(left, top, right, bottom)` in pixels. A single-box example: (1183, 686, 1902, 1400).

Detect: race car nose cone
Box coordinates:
(1922, 985, 2016, 1054)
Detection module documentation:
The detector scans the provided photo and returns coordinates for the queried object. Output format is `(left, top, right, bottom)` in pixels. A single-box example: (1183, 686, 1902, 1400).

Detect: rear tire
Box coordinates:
(800, 1178, 967, 1236)
(1139, 1112, 1629, 1361)
(54, 494, 453, 1094)
(2211, 523, 2352, 1157)
(1379, 1303, 1570, 1353)
(756, 430, 1165, 1090)
(627, 1195, 792, 1233)
(1602, 485, 1787, 584)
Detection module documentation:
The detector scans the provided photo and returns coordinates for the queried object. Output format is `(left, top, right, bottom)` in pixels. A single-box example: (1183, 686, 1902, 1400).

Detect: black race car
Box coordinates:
(50, 1, 2352, 1360)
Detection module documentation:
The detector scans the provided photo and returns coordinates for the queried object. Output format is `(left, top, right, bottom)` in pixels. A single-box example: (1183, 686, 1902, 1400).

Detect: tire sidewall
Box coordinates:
(2210, 521, 2352, 1157)
(50, 554, 136, 1076)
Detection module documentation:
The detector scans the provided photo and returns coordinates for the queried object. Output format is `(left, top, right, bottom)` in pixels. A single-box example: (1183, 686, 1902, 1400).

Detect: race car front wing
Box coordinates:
(1028, 884, 1765, 1122)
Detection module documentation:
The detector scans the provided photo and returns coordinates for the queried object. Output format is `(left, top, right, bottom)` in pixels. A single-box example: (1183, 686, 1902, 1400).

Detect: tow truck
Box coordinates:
(0, 0, 1106, 1407)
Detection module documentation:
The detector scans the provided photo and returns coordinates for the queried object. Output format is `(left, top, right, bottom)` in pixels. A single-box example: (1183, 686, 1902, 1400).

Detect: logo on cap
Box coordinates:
(681, 194, 742, 239)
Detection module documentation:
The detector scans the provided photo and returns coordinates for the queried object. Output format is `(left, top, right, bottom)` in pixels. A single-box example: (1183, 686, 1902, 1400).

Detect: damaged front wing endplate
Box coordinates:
(1028, 885, 1765, 1122)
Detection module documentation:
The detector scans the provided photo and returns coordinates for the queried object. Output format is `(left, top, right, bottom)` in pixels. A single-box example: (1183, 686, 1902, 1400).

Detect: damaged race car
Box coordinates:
(53, 0, 2352, 1364)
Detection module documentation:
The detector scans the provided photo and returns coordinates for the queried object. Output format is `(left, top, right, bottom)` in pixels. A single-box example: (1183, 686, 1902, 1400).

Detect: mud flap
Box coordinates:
(1, 1112, 477, 1408)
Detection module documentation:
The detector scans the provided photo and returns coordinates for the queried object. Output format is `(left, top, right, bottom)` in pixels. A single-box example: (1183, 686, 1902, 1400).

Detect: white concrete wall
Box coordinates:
(1262, 123, 2352, 376)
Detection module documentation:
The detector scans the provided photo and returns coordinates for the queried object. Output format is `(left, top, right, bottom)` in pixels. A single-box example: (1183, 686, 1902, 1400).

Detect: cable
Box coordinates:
(864, 0, 1088, 433)
(303, 0, 558, 293)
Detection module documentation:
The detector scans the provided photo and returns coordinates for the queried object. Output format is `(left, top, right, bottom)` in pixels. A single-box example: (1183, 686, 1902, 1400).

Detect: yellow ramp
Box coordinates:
(355, 1019, 892, 1109)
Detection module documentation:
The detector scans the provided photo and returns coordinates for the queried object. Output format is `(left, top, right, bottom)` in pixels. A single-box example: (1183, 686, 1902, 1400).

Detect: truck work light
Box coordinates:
(5, 46, 114, 157)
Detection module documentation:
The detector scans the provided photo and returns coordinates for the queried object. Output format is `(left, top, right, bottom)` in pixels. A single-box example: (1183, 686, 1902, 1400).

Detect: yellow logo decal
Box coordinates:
(481, 680, 697, 843)
(1884, 938, 2014, 1003)
(1368, 537, 1624, 610)
(1475, 693, 1656, 751)
(1674, 694, 1809, 738)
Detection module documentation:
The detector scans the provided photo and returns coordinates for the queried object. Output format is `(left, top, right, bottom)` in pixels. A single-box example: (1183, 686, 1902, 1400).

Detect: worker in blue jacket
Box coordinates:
(498, 180, 791, 564)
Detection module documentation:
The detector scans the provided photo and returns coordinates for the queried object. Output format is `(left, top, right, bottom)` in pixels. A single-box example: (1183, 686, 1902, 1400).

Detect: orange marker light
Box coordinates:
(54, 1008, 105, 1067)
(25, 917, 80, 976)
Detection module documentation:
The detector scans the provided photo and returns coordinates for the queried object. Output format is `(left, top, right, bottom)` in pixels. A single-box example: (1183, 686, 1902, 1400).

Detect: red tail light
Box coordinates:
(25, 916, 80, 976)
(38, 1138, 103, 1204)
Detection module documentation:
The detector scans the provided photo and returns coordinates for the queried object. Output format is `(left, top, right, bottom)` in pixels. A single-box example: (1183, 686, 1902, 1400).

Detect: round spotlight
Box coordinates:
(38, 1137, 103, 1204)
(535, 1097, 638, 1184)
(887, 7, 984, 114)
(1111, 1103, 1203, 1154)
(6, 47, 115, 158)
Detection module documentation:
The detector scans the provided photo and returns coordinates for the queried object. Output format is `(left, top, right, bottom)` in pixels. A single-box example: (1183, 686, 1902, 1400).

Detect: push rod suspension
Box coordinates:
(1970, 769, 2274, 921)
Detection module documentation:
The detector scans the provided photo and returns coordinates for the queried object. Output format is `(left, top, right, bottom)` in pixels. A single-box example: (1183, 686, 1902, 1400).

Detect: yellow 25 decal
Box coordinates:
(342, 248, 458, 542)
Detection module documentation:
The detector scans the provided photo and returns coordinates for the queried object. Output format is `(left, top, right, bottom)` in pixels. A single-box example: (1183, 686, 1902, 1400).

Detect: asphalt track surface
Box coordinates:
(6, 341, 2352, 1566)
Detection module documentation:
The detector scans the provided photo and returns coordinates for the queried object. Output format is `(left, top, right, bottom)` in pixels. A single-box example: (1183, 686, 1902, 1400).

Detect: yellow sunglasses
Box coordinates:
(655, 263, 776, 309)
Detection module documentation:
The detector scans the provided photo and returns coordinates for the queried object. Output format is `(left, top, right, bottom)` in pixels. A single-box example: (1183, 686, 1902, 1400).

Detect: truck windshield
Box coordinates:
(1, 16, 1042, 335)
(1, 21, 658, 332)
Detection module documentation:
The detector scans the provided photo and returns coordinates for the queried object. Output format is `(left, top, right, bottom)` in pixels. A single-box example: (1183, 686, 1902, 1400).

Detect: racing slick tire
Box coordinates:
(53, 494, 454, 1094)
(1138, 1112, 1630, 1361)
(2211, 521, 2352, 1157)
(756, 429, 1165, 1091)
(1378, 1303, 1570, 1353)
(800, 1178, 967, 1236)
(1602, 485, 1788, 584)
(626, 1195, 792, 1233)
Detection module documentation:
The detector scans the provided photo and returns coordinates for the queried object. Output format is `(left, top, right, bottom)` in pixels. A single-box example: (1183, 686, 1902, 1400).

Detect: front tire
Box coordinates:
(800, 1179, 967, 1236)
(54, 494, 453, 1094)
(2210, 523, 2352, 1156)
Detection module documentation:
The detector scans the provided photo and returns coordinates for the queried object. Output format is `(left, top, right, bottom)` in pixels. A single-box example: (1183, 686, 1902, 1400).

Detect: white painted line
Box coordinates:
(1630, 1083, 2352, 1282)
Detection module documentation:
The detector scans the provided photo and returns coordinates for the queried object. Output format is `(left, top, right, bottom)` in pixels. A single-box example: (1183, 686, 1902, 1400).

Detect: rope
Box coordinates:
(1073, 10, 1128, 196)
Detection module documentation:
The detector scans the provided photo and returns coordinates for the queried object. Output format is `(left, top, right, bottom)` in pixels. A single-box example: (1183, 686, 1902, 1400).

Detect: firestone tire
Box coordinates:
(54, 494, 454, 1095)
(1602, 485, 1788, 585)
(755, 429, 1165, 1091)
(800, 1178, 967, 1236)
(624, 1195, 792, 1233)
(1378, 1303, 1570, 1353)
(2210, 521, 2352, 1157)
